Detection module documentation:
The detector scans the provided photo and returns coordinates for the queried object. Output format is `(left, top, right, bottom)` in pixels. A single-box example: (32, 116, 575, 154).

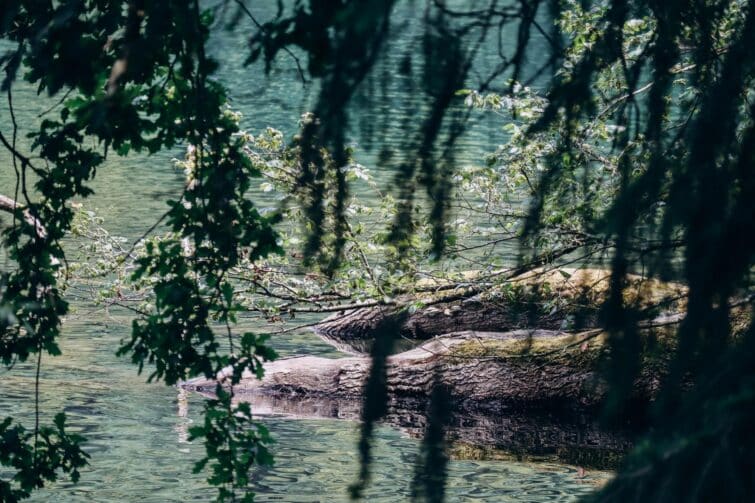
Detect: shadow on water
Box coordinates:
(185, 388, 631, 472)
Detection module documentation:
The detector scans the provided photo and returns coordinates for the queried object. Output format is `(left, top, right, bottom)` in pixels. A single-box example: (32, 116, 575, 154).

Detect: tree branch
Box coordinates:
(0, 193, 47, 239)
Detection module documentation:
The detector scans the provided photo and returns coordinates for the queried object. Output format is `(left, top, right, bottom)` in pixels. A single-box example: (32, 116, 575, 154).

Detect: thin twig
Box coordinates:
(232, 0, 307, 84)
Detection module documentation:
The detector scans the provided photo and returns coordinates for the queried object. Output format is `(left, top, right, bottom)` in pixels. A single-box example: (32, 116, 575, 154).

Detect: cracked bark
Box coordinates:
(182, 329, 663, 413)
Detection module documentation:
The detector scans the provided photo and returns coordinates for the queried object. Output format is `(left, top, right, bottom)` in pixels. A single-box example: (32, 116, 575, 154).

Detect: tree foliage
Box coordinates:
(1, 1, 280, 500)
(1, 0, 754, 502)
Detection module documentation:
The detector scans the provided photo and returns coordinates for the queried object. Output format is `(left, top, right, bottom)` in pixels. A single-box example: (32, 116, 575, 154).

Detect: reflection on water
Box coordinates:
(249, 420, 608, 503)
(185, 390, 629, 472)
(182, 390, 610, 503)
(176, 388, 191, 446)
(0, 1, 611, 501)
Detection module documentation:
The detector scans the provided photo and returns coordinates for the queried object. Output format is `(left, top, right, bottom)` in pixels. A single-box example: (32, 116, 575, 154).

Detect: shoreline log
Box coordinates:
(182, 329, 665, 413)
(312, 269, 685, 354)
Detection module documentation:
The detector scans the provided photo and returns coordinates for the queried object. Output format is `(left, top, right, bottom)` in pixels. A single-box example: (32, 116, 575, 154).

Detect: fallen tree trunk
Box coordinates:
(183, 328, 666, 413)
(313, 298, 574, 354)
(182, 329, 662, 468)
(313, 269, 685, 353)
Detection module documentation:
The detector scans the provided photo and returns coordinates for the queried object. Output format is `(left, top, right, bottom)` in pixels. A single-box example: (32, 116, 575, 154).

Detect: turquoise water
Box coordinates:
(1, 3, 609, 501)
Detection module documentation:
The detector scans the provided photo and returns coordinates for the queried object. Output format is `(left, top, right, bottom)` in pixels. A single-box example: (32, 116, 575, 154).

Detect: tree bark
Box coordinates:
(182, 329, 663, 413)
(180, 270, 685, 467)
(312, 268, 683, 353)
(313, 298, 582, 353)
(0, 194, 47, 239)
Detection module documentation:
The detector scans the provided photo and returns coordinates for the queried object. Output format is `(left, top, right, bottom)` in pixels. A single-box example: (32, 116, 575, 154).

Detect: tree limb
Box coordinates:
(0, 193, 47, 239)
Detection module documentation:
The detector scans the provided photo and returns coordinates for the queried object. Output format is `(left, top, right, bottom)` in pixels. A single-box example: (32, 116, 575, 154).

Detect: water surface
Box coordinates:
(0, 3, 609, 500)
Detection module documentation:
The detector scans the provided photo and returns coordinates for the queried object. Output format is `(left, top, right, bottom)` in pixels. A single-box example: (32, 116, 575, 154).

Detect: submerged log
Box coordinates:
(313, 268, 685, 353)
(183, 328, 666, 413)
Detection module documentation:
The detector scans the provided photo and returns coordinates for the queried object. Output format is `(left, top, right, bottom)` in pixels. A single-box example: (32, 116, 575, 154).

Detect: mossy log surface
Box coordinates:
(182, 329, 666, 413)
(313, 268, 685, 354)
(181, 269, 688, 464)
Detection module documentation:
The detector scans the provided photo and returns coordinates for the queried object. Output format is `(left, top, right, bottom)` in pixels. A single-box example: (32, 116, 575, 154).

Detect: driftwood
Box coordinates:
(181, 328, 660, 468)
(180, 270, 686, 464)
(313, 298, 575, 354)
(313, 269, 685, 353)
(182, 329, 665, 413)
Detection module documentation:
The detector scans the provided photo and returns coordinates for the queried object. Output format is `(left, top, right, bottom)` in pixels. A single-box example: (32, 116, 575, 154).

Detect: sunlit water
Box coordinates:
(1, 2, 610, 501)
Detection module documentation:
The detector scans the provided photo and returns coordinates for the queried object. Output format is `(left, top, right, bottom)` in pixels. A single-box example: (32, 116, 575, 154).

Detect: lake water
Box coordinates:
(0, 2, 610, 501)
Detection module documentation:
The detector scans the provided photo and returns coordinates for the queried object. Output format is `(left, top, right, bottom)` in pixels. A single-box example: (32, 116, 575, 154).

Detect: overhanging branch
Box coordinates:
(0, 194, 47, 239)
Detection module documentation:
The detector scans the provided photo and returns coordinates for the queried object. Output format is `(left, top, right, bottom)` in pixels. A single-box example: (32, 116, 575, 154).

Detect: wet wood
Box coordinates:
(182, 329, 664, 413)
(312, 268, 685, 353)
